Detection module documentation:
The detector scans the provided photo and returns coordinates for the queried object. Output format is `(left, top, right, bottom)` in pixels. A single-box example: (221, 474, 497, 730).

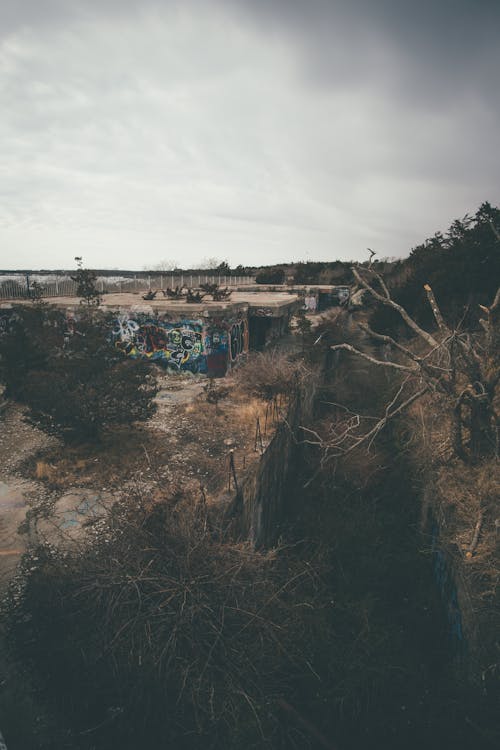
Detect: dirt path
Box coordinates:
(0, 404, 56, 589)
(0, 371, 272, 590)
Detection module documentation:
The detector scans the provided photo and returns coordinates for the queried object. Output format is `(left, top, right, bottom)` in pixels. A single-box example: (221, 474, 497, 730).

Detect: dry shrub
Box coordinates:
(232, 396, 262, 422)
(34, 460, 55, 481)
(233, 349, 309, 401)
(9, 492, 327, 749)
(435, 459, 499, 683)
(436, 460, 499, 546)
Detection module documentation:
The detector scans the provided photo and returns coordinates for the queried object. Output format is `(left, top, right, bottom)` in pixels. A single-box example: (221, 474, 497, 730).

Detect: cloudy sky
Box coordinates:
(1, 0, 499, 270)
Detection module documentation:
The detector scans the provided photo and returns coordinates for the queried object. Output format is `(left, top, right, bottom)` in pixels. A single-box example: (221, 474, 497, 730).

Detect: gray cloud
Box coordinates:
(0, 0, 499, 269)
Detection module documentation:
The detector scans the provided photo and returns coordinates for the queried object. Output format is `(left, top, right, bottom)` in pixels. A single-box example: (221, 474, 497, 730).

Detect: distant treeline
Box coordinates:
(256, 201, 500, 330)
(0, 268, 256, 278)
(2, 201, 498, 304)
(255, 259, 399, 285)
(370, 201, 500, 332)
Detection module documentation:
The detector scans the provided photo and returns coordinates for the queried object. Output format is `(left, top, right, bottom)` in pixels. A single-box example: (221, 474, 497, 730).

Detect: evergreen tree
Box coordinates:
(71, 256, 102, 306)
(0, 307, 157, 440)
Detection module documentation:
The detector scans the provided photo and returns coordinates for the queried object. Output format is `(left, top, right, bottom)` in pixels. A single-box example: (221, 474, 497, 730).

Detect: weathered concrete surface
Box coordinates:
(237, 375, 319, 548)
(0, 291, 299, 315)
(34, 489, 116, 545)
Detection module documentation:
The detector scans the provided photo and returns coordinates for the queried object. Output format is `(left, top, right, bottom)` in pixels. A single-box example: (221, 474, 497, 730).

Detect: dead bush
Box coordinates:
(233, 349, 309, 401)
(34, 460, 56, 481)
(436, 460, 499, 555)
(7, 492, 328, 749)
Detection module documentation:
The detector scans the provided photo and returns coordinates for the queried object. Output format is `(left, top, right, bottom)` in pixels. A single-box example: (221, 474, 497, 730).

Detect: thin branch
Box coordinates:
(488, 219, 500, 243)
(277, 698, 339, 750)
(352, 267, 439, 348)
(358, 323, 423, 364)
(490, 286, 500, 311)
(304, 384, 429, 469)
(330, 342, 418, 373)
(466, 511, 484, 559)
(372, 269, 391, 299)
(424, 284, 450, 333)
(348, 385, 429, 456)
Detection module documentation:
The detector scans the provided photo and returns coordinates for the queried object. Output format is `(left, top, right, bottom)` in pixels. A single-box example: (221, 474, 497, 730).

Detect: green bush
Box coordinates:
(0, 307, 157, 440)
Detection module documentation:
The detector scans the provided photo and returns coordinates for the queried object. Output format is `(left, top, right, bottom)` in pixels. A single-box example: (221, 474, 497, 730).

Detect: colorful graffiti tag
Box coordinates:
(0, 308, 248, 377)
(111, 314, 247, 375)
(112, 316, 208, 373)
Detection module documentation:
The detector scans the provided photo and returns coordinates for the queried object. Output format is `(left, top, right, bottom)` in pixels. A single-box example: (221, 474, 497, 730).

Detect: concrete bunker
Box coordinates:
(1, 291, 299, 378)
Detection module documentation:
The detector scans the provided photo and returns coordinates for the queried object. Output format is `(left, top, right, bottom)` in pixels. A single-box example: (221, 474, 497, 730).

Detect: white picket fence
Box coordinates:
(0, 275, 255, 300)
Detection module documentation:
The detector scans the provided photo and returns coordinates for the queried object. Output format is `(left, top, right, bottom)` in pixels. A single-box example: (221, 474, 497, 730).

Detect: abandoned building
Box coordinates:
(0, 291, 300, 378)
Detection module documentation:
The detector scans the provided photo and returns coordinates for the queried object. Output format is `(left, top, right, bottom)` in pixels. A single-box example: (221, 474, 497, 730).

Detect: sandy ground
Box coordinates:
(0, 370, 272, 589)
(0, 317, 312, 592)
(0, 377, 199, 588)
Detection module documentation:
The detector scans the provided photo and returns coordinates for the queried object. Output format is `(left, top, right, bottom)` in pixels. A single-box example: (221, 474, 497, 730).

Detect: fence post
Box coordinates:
(254, 417, 264, 453)
(229, 450, 239, 493)
(160, 275, 163, 290)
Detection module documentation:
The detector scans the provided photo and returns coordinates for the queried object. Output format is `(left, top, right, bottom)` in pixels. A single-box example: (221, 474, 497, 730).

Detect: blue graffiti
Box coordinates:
(111, 316, 211, 373)
(110, 313, 243, 375)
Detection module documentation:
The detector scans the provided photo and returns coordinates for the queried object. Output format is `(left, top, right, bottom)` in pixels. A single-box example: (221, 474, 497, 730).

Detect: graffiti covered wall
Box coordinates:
(110, 313, 248, 376)
(0, 306, 248, 378)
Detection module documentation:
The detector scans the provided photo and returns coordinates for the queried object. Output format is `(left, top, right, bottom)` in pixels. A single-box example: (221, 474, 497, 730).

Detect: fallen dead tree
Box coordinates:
(302, 263, 499, 465)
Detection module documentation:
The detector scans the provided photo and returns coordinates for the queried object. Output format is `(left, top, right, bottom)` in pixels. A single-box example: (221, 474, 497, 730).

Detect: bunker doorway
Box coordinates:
(249, 316, 272, 350)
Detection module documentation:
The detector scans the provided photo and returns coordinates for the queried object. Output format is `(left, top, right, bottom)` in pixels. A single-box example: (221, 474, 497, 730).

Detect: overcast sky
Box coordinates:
(1, 0, 499, 270)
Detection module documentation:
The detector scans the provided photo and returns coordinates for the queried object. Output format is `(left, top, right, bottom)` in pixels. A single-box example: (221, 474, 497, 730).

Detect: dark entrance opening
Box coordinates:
(249, 316, 272, 350)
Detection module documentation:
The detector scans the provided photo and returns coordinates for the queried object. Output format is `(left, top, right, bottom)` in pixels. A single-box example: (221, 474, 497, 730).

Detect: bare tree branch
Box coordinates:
(358, 323, 424, 364)
(424, 284, 450, 334)
(358, 386, 426, 453)
(330, 342, 418, 373)
(490, 286, 500, 311)
(372, 269, 391, 299)
(301, 383, 429, 469)
(488, 219, 500, 243)
(466, 511, 484, 558)
(352, 267, 439, 348)
(314, 276, 500, 467)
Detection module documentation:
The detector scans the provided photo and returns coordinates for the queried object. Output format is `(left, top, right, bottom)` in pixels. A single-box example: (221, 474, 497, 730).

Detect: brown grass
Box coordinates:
(11, 491, 327, 748)
(34, 461, 56, 481)
(232, 349, 310, 401)
(23, 369, 284, 512)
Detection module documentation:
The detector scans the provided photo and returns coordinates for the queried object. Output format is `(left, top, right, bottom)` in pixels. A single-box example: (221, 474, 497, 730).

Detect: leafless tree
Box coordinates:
(302, 265, 499, 465)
